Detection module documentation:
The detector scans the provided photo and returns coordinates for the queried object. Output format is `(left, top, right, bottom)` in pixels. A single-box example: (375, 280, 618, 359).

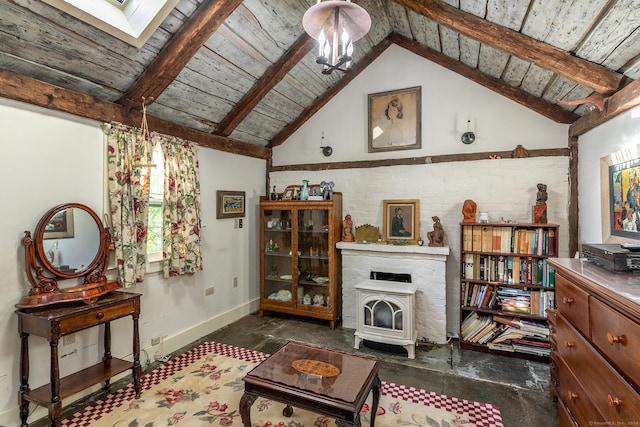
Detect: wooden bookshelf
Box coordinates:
(459, 222, 559, 362)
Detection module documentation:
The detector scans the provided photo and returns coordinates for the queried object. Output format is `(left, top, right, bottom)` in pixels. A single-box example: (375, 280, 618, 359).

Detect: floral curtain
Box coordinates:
(155, 132, 203, 278)
(105, 122, 153, 287)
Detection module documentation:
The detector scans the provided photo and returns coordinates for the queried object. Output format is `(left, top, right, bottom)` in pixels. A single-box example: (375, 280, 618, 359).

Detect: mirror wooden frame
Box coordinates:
(16, 203, 121, 308)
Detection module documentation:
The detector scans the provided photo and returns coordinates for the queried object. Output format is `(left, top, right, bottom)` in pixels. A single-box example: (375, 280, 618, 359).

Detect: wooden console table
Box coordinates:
(16, 291, 141, 427)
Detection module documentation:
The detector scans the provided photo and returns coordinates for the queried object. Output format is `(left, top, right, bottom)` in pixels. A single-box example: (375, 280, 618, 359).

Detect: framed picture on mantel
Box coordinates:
(368, 86, 421, 153)
(382, 199, 420, 244)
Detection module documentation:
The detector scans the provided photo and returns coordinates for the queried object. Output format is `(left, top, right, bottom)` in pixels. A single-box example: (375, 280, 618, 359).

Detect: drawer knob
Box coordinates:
(607, 333, 625, 345)
(96, 312, 105, 319)
(564, 341, 575, 348)
(608, 395, 622, 407)
(562, 297, 574, 305)
(567, 390, 578, 401)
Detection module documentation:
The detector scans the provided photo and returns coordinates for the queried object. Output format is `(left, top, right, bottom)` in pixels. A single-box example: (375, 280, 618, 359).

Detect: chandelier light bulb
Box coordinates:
(318, 30, 326, 57)
(341, 28, 349, 56)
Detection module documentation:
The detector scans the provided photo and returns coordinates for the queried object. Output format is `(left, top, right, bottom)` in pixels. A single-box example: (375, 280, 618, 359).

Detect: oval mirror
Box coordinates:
(17, 203, 121, 308)
(34, 204, 103, 278)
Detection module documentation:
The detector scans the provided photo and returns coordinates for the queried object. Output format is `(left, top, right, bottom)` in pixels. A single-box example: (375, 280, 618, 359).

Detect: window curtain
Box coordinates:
(155, 132, 203, 277)
(105, 122, 153, 287)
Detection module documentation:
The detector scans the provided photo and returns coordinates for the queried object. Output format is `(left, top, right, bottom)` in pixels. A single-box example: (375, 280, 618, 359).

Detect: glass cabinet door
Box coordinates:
(263, 209, 293, 303)
(296, 208, 330, 309)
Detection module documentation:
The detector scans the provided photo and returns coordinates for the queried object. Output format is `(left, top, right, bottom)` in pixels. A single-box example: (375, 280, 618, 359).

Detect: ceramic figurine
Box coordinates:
(303, 294, 312, 305)
(313, 294, 324, 306)
(462, 199, 477, 223)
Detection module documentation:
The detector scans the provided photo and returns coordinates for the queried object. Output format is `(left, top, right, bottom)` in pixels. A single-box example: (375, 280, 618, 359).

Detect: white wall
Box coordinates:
(0, 98, 264, 424)
(273, 45, 568, 166)
(271, 45, 572, 337)
(577, 106, 640, 244)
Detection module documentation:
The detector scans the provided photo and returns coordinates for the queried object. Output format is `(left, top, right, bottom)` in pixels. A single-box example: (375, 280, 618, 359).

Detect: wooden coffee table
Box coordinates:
(240, 341, 381, 427)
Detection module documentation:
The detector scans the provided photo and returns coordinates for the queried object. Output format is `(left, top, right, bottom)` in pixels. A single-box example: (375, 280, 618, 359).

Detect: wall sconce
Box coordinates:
(461, 119, 476, 144)
(320, 132, 333, 156)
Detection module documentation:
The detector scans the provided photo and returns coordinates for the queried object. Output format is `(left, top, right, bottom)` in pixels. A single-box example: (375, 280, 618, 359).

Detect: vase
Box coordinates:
(300, 180, 309, 200)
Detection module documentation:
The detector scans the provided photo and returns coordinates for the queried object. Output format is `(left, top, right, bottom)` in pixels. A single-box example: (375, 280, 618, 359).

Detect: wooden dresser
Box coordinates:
(548, 258, 640, 427)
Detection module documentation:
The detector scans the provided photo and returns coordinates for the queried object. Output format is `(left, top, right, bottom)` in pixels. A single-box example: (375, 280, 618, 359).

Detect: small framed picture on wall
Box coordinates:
(216, 190, 246, 219)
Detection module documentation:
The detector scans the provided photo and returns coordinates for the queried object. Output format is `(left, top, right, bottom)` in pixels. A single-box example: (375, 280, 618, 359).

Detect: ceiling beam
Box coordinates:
(569, 77, 640, 138)
(0, 69, 270, 159)
(394, 0, 624, 94)
(117, 0, 243, 108)
(269, 37, 394, 147)
(390, 33, 579, 124)
(215, 34, 316, 137)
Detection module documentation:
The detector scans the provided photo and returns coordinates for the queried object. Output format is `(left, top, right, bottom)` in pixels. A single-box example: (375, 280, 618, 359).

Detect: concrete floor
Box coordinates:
(32, 311, 558, 426)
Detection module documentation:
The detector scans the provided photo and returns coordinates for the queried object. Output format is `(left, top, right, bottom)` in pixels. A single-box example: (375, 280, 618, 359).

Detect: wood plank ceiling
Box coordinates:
(1, 0, 639, 159)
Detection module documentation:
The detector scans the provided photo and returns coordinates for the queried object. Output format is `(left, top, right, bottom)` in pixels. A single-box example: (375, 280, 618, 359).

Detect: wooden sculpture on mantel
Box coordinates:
(462, 200, 477, 223)
(342, 214, 355, 242)
(427, 216, 445, 247)
(532, 183, 548, 224)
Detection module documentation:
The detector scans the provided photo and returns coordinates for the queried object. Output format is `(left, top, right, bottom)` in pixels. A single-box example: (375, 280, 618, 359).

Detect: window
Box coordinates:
(42, 0, 179, 48)
(147, 143, 164, 261)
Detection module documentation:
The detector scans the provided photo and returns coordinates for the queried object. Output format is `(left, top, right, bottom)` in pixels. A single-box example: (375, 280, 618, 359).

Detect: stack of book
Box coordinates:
(496, 287, 531, 313)
(489, 316, 550, 356)
(461, 312, 550, 356)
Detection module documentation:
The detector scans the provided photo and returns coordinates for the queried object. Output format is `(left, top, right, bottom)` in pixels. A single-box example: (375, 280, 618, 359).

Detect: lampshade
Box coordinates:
(303, 1, 371, 42)
(302, 0, 371, 74)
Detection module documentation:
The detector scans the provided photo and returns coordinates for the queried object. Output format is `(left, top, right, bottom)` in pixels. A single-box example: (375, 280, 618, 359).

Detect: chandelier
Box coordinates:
(302, 0, 371, 75)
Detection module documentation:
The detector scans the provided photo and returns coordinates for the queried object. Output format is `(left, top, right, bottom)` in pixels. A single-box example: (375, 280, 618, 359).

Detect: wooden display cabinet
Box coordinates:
(259, 193, 342, 328)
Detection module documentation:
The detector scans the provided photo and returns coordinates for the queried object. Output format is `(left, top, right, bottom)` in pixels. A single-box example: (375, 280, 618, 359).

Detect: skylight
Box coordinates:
(43, 0, 179, 48)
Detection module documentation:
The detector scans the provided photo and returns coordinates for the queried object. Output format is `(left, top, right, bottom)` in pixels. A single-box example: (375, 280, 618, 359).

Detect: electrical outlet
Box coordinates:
(63, 334, 75, 346)
(151, 336, 161, 346)
(205, 286, 215, 296)
(238, 219, 243, 228)
(233, 277, 238, 288)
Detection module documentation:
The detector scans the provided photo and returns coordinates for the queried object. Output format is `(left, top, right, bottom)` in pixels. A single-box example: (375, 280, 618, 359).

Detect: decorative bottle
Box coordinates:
(300, 180, 309, 200)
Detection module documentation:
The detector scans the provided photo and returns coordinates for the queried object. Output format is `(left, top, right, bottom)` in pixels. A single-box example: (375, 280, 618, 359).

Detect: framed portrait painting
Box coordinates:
(216, 190, 246, 219)
(382, 199, 420, 243)
(368, 86, 422, 153)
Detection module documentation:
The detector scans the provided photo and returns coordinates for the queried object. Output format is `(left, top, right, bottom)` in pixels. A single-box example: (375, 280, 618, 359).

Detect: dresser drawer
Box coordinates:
(556, 356, 604, 427)
(557, 314, 640, 423)
(57, 299, 137, 336)
(556, 275, 590, 337)
(590, 297, 640, 389)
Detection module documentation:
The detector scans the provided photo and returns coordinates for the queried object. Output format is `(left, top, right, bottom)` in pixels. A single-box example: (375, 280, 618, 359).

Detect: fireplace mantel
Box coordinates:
(337, 241, 450, 344)
(336, 242, 449, 257)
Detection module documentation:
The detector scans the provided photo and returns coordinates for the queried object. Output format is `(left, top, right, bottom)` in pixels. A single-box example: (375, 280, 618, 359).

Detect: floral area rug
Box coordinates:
(61, 341, 504, 427)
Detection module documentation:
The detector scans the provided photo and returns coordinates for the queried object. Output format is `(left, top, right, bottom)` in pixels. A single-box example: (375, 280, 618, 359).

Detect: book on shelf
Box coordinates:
(467, 318, 496, 343)
(487, 342, 516, 352)
(463, 253, 474, 279)
(463, 226, 473, 251)
(481, 226, 492, 252)
(472, 226, 482, 251)
(461, 312, 485, 338)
